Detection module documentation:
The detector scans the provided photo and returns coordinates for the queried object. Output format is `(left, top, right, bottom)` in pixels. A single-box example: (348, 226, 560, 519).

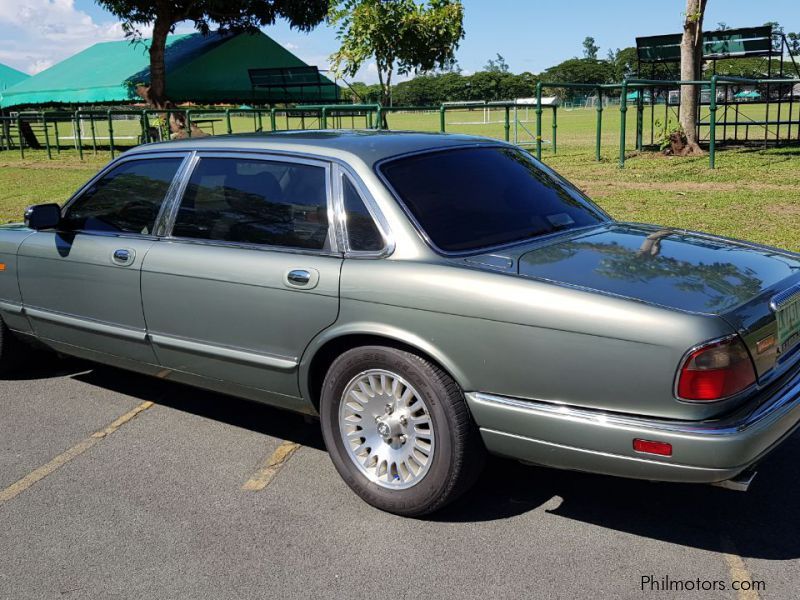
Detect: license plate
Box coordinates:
(776, 294, 800, 356)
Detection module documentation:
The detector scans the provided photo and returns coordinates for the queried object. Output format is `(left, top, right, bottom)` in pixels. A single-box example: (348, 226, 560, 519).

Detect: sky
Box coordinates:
(0, 0, 798, 81)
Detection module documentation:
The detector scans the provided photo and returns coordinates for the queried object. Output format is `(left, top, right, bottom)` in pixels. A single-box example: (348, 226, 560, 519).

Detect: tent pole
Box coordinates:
(90, 113, 97, 154)
(107, 111, 114, 159)
(43, 113, 52, 160)
(17, 115, 24, 159)
(74, 112, 83, 160)
(619, 81, 628, 168)
(595, 86, 603, 161)
(535, 82, 542, 160)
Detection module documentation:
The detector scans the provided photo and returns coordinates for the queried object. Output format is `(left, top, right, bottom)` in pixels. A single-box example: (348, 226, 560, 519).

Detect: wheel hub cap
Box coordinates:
(338, 369, 435, 489)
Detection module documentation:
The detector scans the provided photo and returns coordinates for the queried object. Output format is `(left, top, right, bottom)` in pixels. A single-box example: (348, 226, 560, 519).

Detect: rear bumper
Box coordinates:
(465, 363, 800, 484)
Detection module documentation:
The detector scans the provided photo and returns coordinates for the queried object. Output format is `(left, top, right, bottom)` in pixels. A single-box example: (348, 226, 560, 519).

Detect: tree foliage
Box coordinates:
(607, 47, 638, 80)
(483, 54, 509, 73)
(545, 58, 614, 83)
(763, 21, 800, 55)
(582, 36, 599, 60)
(387, 70, 539, 105)
(96, 0, 329, 109)
(329, 0, 464, 106)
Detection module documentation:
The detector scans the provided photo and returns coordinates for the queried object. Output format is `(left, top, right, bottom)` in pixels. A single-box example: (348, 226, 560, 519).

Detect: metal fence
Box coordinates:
(2, 75, 799, 169)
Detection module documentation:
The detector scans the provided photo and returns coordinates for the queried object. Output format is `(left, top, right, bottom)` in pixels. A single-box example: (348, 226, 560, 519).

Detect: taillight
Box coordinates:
(676, 336, 756, 401)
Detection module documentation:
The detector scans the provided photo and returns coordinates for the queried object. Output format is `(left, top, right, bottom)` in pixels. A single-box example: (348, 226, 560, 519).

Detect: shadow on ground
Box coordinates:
(12, 357, 798, 562)
(70, 362, 327, 452)
(4, 355, 93, 381)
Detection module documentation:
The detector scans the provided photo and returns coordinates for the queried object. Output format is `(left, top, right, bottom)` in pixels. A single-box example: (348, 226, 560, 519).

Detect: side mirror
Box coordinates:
(24, 203, 61, 230)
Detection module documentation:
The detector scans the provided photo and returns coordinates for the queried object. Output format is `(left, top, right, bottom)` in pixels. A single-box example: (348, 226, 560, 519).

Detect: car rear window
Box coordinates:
(379, 146, 606, 252)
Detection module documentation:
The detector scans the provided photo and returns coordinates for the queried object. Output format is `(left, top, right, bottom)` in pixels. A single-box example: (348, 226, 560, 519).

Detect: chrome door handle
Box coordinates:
(111, 248, 135, 265)
(284, 268, 319, 290)
(286, 269, 311, 285)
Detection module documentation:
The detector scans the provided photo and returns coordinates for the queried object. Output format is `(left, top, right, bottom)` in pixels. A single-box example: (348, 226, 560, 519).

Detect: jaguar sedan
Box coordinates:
(1, 131, 799, 516)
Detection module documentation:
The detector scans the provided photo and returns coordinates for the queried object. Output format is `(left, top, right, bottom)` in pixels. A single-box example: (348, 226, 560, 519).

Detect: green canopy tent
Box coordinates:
(0, 62, 29, 97)
(626, 90, 652, 102)
(1, 31, 340, 109)
(734, 90, 761, 100)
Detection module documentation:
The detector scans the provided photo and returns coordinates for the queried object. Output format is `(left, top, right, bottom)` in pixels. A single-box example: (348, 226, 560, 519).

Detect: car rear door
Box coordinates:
(17, 153, 189, 366)
(140, 152, 342, 407)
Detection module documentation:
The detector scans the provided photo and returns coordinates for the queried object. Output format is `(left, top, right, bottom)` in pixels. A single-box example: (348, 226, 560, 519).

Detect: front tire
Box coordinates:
(320, 346, 485, 516)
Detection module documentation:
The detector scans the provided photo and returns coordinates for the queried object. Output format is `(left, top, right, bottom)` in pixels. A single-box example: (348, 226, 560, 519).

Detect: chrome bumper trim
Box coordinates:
(469, 364, 800, 437)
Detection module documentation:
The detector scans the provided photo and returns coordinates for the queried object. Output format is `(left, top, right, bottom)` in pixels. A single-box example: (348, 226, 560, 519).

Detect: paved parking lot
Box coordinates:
(1, 357, 798, 599)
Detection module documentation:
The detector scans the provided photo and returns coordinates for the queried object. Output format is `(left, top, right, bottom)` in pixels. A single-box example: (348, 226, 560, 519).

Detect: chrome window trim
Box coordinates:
(162, 151, 341, 256)
(331, 163, 394, 259)
(157, 151, 198, 237)
(155, 236, 342, 259)
(59, 151, 192, 240)
(373, 143, 611, 258)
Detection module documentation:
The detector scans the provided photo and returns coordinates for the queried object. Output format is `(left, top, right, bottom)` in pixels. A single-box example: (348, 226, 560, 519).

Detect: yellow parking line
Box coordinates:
(0, 401, 153, 505)
(722, 536, 760, 600)
(242, 441, 300, 491)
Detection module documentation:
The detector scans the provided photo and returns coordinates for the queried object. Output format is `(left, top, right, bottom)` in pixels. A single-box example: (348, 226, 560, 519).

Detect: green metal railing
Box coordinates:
(437, 101, 518, 142)
(3, 78, 800, 168)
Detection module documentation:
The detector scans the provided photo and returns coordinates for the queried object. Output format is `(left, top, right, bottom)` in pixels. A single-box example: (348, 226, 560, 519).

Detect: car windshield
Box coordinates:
(379, 146, 608, 253)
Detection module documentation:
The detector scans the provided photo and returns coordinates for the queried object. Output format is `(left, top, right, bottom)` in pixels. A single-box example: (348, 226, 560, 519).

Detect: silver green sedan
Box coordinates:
(2, 131, 799, 515)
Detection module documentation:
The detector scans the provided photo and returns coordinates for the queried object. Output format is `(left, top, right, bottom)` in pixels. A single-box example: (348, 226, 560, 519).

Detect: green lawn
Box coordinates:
(1, 105, 799, 251)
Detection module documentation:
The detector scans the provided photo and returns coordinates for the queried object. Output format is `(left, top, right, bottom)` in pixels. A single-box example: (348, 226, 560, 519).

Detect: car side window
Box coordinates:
(172, 157, 330, 251)
(62, 158, 182, 235)
(342, 175, 384, 252)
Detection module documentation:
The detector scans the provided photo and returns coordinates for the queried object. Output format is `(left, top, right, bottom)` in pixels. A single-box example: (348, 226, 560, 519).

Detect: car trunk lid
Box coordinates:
(513, 223, 800, 379)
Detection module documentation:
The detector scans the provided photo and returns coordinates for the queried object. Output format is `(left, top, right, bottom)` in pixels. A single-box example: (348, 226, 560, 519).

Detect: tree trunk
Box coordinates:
(147, 18, 171, 109)
(138, 16, 204, 139)
(678, 0, 707, 155)
(376, 63, 390, 128)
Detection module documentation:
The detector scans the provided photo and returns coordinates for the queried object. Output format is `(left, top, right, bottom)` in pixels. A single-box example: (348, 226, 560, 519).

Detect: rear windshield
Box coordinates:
(379, 146, 607, 252)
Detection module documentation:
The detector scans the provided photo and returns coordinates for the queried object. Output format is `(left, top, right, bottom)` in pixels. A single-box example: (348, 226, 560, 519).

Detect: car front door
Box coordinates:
(17, 153, 188, 367)
(140, 153, 342, 409)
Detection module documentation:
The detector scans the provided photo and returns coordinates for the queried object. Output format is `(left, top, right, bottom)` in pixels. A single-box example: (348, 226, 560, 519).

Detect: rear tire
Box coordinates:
(320, 345, 485, 516)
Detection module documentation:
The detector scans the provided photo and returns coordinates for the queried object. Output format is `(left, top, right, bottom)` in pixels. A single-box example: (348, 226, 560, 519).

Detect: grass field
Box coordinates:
(1, 105, 799, 251)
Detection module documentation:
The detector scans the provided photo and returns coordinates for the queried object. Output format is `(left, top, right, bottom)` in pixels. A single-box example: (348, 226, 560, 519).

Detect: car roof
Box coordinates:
(126, 129, 505, 166)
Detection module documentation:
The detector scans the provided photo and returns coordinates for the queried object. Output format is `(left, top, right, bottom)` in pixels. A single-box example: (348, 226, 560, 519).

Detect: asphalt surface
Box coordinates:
(1, 356, 798, 599)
